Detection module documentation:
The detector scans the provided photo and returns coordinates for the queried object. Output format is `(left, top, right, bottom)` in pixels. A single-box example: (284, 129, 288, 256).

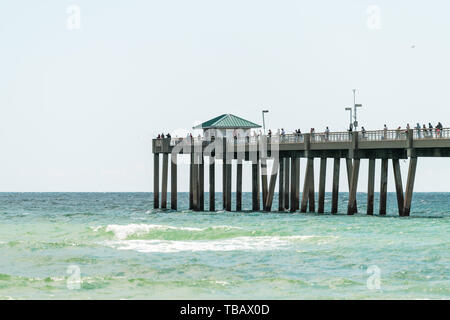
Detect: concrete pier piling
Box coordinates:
(261, 158, 268, 209)
(236, 160, 243, 211)
(367, 158, 375, 215)
(307, 158, 315, 213)
(291, 157, 298, 212)
(331, 158, 340, 214)
(171, 154, 177, 210)
(300, 158, 312, 213)
(284, 157, 290, 210)
(265, 159, 279, 211)
(392, 158, 404, 216)
(153, 153, 159, 209)
(346, 158, 357, 213)
(404, 157, 418, 216)
(161, 153, 169, 209)
(225, 160, 232, 211)
(278, 158, 285, 211)
(347, 158, 360, 215)
(199, 154, 204, 211)
(379, 158, 388, 215)
(152, 123, 448, 216)
(189, 151, 194, 210)
(209, 156, 215, 211)
(252, 159, 260, 211)
(318, 157, 327, 213)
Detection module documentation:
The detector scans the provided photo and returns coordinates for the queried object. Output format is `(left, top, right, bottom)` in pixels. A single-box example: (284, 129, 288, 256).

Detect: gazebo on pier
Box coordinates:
(193, 114, 261, 139)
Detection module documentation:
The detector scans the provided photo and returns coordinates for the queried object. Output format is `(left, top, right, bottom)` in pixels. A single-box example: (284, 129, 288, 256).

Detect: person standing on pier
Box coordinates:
(396, 126, 401, 139)
(416, 123, 422, 138)
(383, 124, 388, 140)
(428, 123, 434, 137)
(325, 126, 330, 141)
(437, 122, 443, 138)
(361, 126, 367, 139)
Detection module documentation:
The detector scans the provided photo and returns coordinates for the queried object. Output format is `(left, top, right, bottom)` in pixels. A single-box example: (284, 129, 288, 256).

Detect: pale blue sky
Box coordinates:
(1, 1, 449, 192)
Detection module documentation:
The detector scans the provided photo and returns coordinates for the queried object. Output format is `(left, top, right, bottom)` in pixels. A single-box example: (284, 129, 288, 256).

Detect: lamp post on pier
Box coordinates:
(345, 107, 352, 130)
(352, 89, 362, 131)
(262, 110, 269, 134)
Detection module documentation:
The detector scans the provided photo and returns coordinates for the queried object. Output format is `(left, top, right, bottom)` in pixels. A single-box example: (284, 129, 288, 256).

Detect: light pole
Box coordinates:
(352, 89, 362, 131)
(345, 107, 352, 130)
(262, 110, 269, 134)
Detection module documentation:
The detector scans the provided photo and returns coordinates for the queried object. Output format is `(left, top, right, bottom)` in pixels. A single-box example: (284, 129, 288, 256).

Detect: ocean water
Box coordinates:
(0, 192, 449, 300)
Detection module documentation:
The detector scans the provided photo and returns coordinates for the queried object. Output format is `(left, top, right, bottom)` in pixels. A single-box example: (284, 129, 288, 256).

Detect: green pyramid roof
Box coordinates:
(193, 114, 261, 129)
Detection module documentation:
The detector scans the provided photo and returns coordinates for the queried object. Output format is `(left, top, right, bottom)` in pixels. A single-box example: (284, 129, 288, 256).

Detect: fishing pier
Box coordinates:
(152, 114, 450, 216)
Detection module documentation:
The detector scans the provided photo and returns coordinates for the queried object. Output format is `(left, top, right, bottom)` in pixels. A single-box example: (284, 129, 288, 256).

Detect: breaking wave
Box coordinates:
(102, 235, 319, 253)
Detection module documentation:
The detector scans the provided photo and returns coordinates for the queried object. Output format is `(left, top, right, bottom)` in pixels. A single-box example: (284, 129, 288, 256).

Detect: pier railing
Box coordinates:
(164, 127, 449, 146)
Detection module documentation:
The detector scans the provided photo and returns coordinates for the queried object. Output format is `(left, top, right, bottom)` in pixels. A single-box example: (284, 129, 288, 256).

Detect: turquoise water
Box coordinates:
(0, 192, 449, 300)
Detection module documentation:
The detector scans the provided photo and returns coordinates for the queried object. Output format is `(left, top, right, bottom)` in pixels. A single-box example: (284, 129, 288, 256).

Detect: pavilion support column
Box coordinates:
(403, 157, 418, 217)
(198, 154, 204, 211)
(346, 158, 357, 212)
(189, 151, 194, 210)
(252, 159, 261, 211)
(209, 156, 215, 212)
(226, 160, 232, 211)
(265, 159, 279, 211)
(379, 158, 388, 215)
(392, 159, 404, 216)
(308, 158, 315, 213)
(170, 154, 177, 210)
(290, 157, 298, 212)
(301, 158, 312, 213)
(331, 158, 340, 214)
(278, 157, 285, 211)
(347, 159, 360, 215)
(318, 157, 327, 213)
(153, 153, 160, 209)
(261, 158, 269, 208)
(367, 158, 375, 215)
(161, 153, 169, 209)
(236, 160, 243, 211)
(284, 157, 290, 210)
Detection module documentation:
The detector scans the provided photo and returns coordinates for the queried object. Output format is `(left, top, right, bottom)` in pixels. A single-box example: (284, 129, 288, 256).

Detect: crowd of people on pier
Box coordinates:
(156, 122, 445, 142)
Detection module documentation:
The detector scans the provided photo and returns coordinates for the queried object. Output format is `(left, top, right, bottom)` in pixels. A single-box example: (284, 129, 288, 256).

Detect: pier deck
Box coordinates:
(152, 128, 450, 216)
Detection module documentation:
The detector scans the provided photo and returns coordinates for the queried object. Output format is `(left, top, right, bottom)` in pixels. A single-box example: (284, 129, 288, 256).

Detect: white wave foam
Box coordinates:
(102, 235, 316, 253)
(93, 224, 242, 240)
